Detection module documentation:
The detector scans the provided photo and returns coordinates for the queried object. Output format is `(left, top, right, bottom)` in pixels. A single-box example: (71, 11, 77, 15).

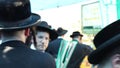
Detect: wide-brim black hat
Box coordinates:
(88, 19, 120, 64)
(36, 21, 58, 41)
(56, 27, 68, 36)
(70, 31, 83, 38)
(0, 0, 40, 30)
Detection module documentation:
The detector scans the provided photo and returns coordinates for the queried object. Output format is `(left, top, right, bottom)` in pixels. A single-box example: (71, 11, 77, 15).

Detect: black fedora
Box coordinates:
(70, 31, 83, 38)
(0, 0, 40, 30)
(56, 27, 68, 36)
(88, 19, 120, 64)
(36, 21, 58, 41)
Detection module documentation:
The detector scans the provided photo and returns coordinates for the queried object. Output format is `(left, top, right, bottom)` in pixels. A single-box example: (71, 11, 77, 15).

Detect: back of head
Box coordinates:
(70, 31, 83, 38)
(70, 31, 83, 42)
(0, 0, 40, 30)
(56, 27, 67, 36)
(0, 0, 40, 44)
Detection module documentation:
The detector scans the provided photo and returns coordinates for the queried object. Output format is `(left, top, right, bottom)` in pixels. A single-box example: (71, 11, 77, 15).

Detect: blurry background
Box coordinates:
(30, 0, 120, 68)
(30, 0, 119, 48)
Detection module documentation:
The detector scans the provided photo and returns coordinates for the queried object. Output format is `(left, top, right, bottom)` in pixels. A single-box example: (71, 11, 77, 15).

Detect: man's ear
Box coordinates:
(112, 54, 120, 68)
(25, 28, 30, 36)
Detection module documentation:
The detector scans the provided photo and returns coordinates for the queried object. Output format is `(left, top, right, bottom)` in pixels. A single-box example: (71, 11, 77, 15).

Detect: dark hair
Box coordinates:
(25, 33, 32, 47)
(36, 29, 50, 34)
(1, 30, 20, 36)
(101, 45, 120, 62)
(1, 28, 27, 36)
(108, 45, 120, 56)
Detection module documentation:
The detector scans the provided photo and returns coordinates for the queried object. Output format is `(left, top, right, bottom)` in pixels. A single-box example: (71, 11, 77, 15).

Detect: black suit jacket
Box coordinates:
(46, 38, 63, 58)
(0, 40, 56, 68)
(67, 42, 93, 68)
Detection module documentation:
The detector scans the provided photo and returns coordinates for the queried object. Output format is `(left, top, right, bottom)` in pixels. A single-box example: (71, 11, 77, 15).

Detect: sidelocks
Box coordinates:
(56, 40, 78, 68)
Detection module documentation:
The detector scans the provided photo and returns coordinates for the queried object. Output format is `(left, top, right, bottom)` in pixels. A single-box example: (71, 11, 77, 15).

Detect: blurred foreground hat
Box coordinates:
(56, 27, 67, 36)
(0, 0, 40, 30)
(36, 21, 58, 41)
(88, 20, 120, 64)
(70, 31, 83, 38)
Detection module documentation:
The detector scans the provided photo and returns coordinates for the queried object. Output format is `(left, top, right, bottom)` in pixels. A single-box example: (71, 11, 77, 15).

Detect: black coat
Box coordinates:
(67, 42, 93, 68)
(0, 40, 56, 68)
(46, 38, 63, 58)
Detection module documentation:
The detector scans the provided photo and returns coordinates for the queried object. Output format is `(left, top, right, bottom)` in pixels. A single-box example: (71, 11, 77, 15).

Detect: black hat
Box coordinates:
(56, 27, 68, 36)
(70, 31, 83, 38)
(88, 20, 120, 64)
(36, 21, 58, 41)
(0, 0, 40, 30)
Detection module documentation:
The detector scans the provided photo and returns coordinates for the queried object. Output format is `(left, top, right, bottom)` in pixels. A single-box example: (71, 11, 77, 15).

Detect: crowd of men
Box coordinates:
(0, 0, 120, 68)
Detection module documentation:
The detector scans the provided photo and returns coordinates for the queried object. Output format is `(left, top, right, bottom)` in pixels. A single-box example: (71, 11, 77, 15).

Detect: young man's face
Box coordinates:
(36, 31, 50, 52)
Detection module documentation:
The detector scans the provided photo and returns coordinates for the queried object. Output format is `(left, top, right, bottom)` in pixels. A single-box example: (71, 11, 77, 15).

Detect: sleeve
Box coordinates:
(83, 44, 94, 55)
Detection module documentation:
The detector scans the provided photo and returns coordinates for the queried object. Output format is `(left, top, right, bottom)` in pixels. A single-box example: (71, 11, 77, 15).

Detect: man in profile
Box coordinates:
(0, 0, 56, 68)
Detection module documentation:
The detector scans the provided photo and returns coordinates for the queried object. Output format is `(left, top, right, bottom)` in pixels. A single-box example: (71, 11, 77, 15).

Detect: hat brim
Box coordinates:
(37, 27, 58, 41)
(0, 13, 40, 30)
(58, 30, 67, 36)
(88, 34, 120, 64)
(70, 34, 83, 38)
